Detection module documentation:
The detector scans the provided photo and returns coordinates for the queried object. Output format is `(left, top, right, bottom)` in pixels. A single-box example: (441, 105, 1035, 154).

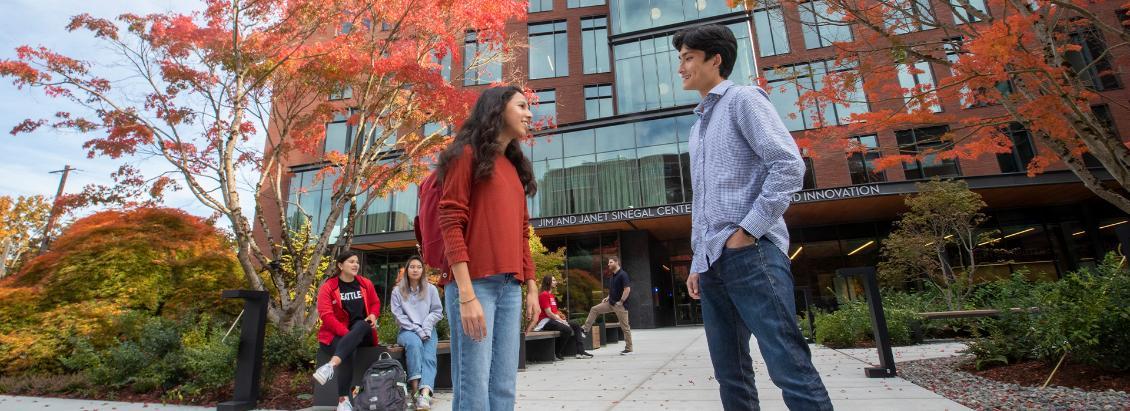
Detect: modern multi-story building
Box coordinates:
(276, 0, 1130, 329)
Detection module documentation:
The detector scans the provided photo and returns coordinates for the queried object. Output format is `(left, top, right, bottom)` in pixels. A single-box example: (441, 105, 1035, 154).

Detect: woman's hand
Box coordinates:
(365, 314, 378, 328)
(460, 297, 487, 342)
(525, 284, 540, 324)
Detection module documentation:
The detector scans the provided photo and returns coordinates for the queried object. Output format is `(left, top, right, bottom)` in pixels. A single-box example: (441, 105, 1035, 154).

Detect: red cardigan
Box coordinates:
(316, 275, 381, 345)
(437, 146, 535, 286)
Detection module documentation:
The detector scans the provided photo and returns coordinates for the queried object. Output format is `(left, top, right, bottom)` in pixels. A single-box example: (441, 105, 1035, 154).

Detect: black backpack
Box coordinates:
(351, 352, 408, 411)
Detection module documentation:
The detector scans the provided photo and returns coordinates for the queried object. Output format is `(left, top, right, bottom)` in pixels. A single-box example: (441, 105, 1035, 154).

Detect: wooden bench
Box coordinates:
(604, 322, 623, 344)
(312, 345, 404, 406)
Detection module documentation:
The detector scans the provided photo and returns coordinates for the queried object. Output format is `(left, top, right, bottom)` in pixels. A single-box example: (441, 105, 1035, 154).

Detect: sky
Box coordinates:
(0, 0, 258, 221)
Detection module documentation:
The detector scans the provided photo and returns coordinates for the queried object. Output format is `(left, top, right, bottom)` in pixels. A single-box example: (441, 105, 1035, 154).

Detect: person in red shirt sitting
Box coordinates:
(529, 274, 594, 360)
(311, 251, 381, 411)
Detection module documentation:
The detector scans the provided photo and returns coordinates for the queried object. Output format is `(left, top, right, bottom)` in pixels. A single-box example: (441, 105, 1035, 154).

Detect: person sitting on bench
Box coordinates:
(312, 251, 382, 411)
(530, 274, 593, 360)
(391, 255, 443, 410)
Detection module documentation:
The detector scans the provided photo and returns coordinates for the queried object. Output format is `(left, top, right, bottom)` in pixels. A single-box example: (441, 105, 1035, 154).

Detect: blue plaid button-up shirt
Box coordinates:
(688, 80, 805, 274)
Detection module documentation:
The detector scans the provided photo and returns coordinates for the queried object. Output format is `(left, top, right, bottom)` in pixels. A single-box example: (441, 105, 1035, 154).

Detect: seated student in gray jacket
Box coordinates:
(390, 256, 444, 410)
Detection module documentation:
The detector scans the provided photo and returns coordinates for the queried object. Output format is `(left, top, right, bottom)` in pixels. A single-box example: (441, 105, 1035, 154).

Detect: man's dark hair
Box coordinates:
(608, 256, 620, 264)
(672, 24, 738, 79)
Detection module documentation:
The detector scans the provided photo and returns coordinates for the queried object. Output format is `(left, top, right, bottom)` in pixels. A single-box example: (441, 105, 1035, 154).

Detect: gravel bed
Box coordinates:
(898, 355, 1130, 411)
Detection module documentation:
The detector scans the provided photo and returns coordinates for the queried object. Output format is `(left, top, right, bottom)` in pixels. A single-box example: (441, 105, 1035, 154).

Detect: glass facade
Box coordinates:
(288, 169, 341, 240)
(847, 135, 887, 184)
(582, 17, 611, 74)
(529, 0, 552, 13)
(996, 123, 1036, 174)
(464, 31, 502, 86)
(569, 0, 606, 7)
(753, 6, 789, 56)
(585, 84, 615, 119)
(897, 61, 942, 112)
(798, 0, 853, 49)
(950, 0, 987, 23)
(614, 23, 755, 114)
(896, 125, 962, 180)
(609, 0, 742, 35)
(538, 233, 620, 322)
(885, 0, 935, 34)
(523, 114, 696, 218)
(531, 89, 558, 125)
(764, 60, 868, 131)
(529, 21, 569, 80)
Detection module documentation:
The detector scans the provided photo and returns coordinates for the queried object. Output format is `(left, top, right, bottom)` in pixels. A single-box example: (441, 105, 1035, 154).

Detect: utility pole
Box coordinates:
(39, 165, 76, 254)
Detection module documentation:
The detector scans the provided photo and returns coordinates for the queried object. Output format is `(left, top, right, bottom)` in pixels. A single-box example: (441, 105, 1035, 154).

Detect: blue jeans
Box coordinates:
(397, 329, 438, 393)
(444, 274, 521, 411)
(699, 238, 833, 411)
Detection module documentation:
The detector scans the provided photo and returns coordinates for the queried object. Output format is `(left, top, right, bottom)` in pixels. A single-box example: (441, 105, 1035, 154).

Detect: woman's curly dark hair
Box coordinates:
(436, 85, 537, 197)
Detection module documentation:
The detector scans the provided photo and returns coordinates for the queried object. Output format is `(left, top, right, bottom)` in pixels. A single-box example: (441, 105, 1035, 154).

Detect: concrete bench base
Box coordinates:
(604, 322, 623, 344)
(523, 331, 561, 364)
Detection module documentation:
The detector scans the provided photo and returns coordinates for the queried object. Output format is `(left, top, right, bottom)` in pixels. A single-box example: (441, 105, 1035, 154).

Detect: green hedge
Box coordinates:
(813, 300, 922, 348)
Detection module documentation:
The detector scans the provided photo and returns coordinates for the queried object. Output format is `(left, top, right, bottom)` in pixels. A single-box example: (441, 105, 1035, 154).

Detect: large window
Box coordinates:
(799, 1, 853, 49)
(1066, 24, 1122, 91)
(802, 156, 817, 189)
(529, 21, 569, 79)
(896, 61, 942, 112)
(329, 85, 353, 101)
(885, 0, 935, 34)
(753, 7, 790, 56)
(847, 135, 887, 184)
(529, 0, 552, 13)
(764, 60, 868, 131)
(585, 84, 615, 119)
(996, 123, 1036, 174)
(464, 31, 502, 86)
(896, 126, 961, 180)
(531, 89, 558, 125)
(609, 0, 742, 35)
(582, 17, 611, 74)
(325, 115, 350, 154)
(569, 0, 605, 7)
(288, 169, 342, 240)
(524, 115, 697, 218)
(614, 23, 754, 114)
(949, 0, 987, 23)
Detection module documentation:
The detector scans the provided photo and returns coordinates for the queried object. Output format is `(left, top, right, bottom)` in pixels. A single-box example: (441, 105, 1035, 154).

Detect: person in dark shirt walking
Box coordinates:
(581, 256, 633, 354)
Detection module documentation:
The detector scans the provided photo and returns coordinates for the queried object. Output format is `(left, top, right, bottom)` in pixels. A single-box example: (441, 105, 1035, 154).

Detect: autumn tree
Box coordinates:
(0, 195, 51, 278)
(0, 207, 243, 374)
(753, 0, 1130, 212)
(0, 0, 526, 330)
(878, 180, 996, 309)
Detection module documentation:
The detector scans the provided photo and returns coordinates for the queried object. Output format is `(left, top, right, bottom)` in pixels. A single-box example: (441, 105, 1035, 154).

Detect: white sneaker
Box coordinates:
(416, 391, 433, 410)
(335, 398, 353, 411)
(313, 363, 335, 385)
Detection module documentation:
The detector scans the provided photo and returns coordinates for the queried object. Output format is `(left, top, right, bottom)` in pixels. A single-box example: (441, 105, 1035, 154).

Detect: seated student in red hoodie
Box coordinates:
(312, 251, 381, 411)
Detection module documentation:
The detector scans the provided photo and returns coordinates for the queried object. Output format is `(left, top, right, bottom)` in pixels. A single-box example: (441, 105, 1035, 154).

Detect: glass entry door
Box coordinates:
(670, 262, 702, 325)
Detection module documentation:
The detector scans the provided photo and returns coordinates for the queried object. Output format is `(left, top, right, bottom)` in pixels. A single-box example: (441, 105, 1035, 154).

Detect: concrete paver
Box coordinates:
(1, 327, 971, 411)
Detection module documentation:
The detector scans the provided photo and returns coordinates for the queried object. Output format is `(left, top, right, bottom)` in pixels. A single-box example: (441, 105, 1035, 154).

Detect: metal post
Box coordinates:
(836, 267, 896, 378)
(218, 290, 269, 411)
(39, 165, 75, 253)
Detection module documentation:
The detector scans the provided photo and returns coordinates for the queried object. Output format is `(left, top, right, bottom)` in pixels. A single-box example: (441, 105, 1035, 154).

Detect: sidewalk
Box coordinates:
(2, 327, 970, 411)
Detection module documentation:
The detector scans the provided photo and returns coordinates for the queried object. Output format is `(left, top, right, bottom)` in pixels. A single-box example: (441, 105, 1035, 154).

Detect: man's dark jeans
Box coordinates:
(700, 237, 833, 410)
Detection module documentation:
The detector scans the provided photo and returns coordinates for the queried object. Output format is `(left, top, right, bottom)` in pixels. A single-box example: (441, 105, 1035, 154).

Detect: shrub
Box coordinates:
(263, 325, 317, 371)
(177, 328, 237, 398)
(0, 373, 90, 396)
(813, 300, 920, 348)
(378, 306, 400, 345)
(966, 254, 1130, 372)
(436, 316, 450, 341)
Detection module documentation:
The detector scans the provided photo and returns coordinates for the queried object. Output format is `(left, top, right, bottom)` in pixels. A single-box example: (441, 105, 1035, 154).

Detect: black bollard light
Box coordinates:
(835, 267, 896, 378)
(218, 290, 269, 411)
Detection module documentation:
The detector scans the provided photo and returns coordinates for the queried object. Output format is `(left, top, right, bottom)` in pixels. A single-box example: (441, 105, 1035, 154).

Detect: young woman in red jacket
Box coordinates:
(312, 251, 381, 410)
(435, 85, 541, 410)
